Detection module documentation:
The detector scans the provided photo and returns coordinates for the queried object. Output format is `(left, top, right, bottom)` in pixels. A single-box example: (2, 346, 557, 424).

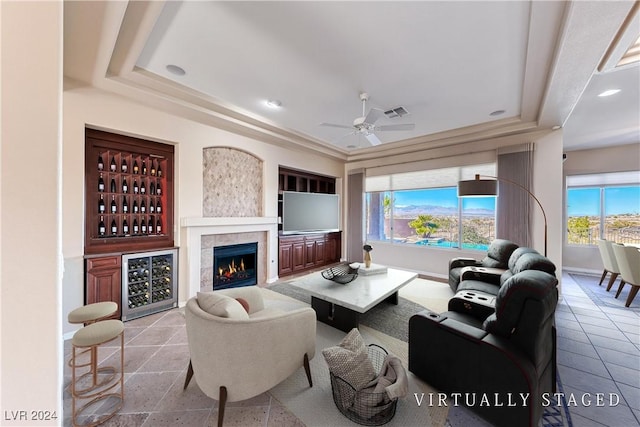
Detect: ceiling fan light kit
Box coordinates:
(320, 92, 415, 147)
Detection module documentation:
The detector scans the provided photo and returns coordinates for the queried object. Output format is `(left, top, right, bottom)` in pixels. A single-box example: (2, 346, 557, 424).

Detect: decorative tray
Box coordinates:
(321, 263, 359, 285)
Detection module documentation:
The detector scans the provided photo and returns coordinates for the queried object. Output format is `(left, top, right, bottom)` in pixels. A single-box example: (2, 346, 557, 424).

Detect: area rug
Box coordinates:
(263, 288, 447, 426)
(569, 272, 640, 311)
(268, 277, 451, 342)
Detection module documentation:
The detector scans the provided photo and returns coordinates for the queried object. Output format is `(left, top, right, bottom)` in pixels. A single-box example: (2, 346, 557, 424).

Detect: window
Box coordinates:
(566, 172, 640, 245)
(365, 164, 496, 251)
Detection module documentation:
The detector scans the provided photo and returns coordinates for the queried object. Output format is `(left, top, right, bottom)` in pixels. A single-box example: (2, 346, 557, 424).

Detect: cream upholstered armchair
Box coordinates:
(184, 286, 316, 427)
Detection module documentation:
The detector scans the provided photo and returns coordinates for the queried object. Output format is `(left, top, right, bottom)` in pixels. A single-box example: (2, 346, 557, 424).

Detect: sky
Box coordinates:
(567, 186, 640, 216)
(392, 188, 496, 211)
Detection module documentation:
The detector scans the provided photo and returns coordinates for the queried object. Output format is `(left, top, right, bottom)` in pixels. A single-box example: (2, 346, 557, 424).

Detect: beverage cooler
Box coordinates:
(122, 248, 178, 321)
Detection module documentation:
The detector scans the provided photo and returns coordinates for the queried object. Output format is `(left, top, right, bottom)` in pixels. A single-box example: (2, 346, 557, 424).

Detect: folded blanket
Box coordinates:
(351, 353, 408, 419)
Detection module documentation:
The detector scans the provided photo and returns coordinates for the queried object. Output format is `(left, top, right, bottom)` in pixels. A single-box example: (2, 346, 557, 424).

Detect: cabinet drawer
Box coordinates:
(86, 255, 121, 271)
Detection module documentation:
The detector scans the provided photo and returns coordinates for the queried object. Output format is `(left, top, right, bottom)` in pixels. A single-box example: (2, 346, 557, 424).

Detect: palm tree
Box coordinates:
(408, 214, 439, 238)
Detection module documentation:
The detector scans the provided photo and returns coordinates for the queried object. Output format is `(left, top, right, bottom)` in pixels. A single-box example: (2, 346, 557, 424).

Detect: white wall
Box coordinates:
(562, 143, 640, 272)
(62, 86, 344, 337)
(1, 1, 63, 422)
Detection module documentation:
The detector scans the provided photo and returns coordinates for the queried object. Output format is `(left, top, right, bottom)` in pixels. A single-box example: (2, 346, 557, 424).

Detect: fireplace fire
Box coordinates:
(213, 242, 258, 290)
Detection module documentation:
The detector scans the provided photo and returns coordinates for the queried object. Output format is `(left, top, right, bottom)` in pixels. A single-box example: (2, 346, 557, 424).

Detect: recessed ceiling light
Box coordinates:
(266, 99, 282, 109)
(166, 64, 186, 76)
(598, 89, 621, 97)
(489, 110, 505, 117)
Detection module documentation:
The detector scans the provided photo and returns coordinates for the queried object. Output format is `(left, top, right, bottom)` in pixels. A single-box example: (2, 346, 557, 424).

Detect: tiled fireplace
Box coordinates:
(181, 147, 277, 300)
(181, 217, 279, 298)
(213, 242, 258, 290)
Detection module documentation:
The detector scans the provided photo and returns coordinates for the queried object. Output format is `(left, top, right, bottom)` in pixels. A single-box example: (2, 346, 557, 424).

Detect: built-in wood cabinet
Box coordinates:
(278, 232, 341, 277)
(84, 129, 176, 320)
(277, 167, 341, 277)
(85, 129, 174, 255)
(85, 255, 122, 320)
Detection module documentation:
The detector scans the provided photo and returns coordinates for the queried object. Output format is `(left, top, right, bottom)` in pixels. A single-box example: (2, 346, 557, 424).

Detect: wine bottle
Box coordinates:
(110, 156, 117, 172)
(98, 194, 105, 214)
(122, 197, 128, 213)
(98, 173, 105, 192)
(150, 182, 155, 195)
(133, 200, 139, 213)
(141, 218, 147, 234)
(156, 182, 162, 196)
(110, 219, 117, 235)
(98, 215, 106, 236)
(110, 178, 116, 193)
(133, 180, 139, 194)
(141, 181, 146, 194)
(133, 218, 139, 234)
(151, 160, 156, 176)
(141, 200, 146, 213)
(98, 154, 104, 171)
(156, 218, 162, 234)
(122, 178, 128, 193)
(110, 195, 117, 213)
(156, 200, 162, 214)
(149, 202, 155, 214)
(142, 160, 147, 175)
(133, 160, 139, 174)
(123, 218, 129, 234)
(121, 158, 128, 173)
(157, 163, 162, 177)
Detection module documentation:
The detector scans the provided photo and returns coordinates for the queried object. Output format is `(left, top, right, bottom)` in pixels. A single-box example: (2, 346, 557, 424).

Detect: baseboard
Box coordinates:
(563, 266, 601, 276)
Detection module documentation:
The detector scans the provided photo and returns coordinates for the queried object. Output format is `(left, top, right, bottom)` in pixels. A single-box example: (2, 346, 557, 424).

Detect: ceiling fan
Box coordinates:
(320, 92, 415, 146)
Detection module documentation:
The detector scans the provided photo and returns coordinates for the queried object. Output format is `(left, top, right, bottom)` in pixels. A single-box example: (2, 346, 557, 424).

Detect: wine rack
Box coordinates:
(85, 129, 174, 254)
(122, 249, 178, 321)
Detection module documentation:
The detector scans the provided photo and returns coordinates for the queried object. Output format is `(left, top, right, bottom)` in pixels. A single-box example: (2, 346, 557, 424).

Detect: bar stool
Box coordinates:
(67, 302, 118, 372)
(71, 319, 125, 427)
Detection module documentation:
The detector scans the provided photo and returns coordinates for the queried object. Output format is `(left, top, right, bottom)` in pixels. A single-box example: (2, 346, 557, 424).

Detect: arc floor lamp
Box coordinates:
(457, 174, 548, 256)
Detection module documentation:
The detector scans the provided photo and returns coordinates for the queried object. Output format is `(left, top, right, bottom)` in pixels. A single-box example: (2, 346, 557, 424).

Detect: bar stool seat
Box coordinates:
(71, 319, 124, 427)
(67, 302, 118, 371)
(68, 302, 118, 324)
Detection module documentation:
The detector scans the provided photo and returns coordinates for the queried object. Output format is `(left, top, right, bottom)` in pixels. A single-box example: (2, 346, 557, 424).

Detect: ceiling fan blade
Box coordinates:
(320, 122, 354, 130)
(375, 123, 415, 132)
(364, 108, 385, 125)
(365, 132, 382, 146)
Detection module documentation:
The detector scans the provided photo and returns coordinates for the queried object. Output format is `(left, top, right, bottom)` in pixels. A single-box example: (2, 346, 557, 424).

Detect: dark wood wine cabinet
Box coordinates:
(85, 129, 174, 255)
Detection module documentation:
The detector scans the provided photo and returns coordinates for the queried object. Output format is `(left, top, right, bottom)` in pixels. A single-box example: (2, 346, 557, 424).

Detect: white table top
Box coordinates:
(288, 267, 418, 313)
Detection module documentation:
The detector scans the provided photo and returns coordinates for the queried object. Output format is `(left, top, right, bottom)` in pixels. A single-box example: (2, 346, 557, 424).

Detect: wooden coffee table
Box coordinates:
(288, 266, 418, 332)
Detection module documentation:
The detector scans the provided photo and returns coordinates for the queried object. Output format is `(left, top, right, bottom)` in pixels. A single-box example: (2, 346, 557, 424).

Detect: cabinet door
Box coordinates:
(292, 240, 306, 271)
(315, 238, 326, 265)
(304, 239, 316, 268)
(327, 233, 341, 262)
(86, 256, 122, 319)
(278, 242, 294, 276)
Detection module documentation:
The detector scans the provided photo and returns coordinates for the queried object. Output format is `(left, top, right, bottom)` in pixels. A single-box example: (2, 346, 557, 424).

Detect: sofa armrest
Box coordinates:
(449, 257, 480, 270)
(448, 290, 496, 320)
(408, 310, 542, 427)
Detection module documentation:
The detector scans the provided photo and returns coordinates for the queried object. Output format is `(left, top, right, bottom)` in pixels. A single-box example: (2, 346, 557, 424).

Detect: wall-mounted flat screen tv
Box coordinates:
(282, 191, 340, 234)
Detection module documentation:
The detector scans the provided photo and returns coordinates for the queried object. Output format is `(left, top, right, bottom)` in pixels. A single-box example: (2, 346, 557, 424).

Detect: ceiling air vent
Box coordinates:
(384, 106, 409, 118)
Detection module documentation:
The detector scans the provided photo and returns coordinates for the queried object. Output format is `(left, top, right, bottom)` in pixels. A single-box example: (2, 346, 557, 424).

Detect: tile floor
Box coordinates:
(63, 271, 640, 426)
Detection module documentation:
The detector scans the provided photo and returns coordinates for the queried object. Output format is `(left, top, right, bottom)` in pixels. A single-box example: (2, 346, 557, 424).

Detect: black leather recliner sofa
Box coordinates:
(448, 239, 519, 292)
(408, 269, 558, 427)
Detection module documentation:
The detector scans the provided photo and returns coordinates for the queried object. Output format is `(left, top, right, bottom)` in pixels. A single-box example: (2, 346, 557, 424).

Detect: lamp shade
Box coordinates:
(457, 178, 498, 197)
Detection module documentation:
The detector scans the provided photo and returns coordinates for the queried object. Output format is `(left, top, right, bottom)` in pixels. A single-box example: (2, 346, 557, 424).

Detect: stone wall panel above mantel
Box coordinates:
(203, 147, 263, 217)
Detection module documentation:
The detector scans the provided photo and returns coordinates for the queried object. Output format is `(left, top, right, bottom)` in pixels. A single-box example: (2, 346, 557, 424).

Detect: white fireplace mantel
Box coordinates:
(181, 216, 279, 301)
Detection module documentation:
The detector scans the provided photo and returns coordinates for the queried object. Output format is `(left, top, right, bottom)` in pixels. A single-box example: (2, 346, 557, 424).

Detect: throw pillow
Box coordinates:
(322, 328, 376, 392)
(235, 297, 250, 313)
(197, 292, 249, 319)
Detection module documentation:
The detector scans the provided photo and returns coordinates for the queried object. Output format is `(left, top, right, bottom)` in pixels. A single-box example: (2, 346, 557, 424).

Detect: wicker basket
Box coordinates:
(321, 263, 359, 284)
(329, 344, 398, 425)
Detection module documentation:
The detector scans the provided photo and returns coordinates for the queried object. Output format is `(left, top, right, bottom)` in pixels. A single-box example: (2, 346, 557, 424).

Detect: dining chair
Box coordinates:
(596, 239, 621, 291)
(612, 243, 640, 307)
